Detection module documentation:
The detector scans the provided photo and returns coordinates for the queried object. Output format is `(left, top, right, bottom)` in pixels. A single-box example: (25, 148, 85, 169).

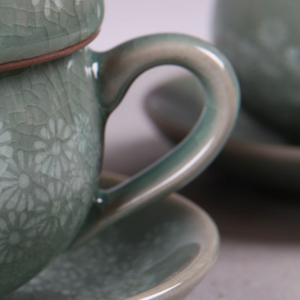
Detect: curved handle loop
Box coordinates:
(72, 34, 240, 248)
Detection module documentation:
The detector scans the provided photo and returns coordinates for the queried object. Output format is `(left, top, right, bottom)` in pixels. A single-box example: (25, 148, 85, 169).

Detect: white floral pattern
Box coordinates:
(0, 151, 47, 213)
(0, 121, 13, 178)
(0, 114, 99, 296)
(68, 112, 100, 168)
(74, 113, 92, 154)
(0, 211, 40, 263)
(69, 161, 89, 193)
(0, 50, 103, 297)
(34, 118, 73, 178)
(0, 122, 13, 159)
(47, 181, 72, 227)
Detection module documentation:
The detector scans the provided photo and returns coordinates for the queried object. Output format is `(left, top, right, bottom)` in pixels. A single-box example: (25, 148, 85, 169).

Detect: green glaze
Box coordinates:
(0, 0, 104, 65)
(0, 34, 239, 297)
(214, 0, 300, 142)
(3, 172, 219, 300)
(0, 49, 103, 297)
(145, 76, 300, 192)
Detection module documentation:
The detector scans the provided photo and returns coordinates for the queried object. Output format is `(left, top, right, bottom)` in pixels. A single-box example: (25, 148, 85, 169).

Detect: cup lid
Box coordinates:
(0, 0, 104, 71)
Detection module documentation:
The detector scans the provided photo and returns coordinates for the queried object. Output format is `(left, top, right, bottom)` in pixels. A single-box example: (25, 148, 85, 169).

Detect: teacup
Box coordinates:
(214, 0, 300, 141)
(0, 0, 104, 67)
(0, 27, 239, 300)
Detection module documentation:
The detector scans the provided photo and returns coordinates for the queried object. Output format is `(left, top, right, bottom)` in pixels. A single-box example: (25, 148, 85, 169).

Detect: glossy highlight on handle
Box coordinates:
(74, 34, 240, 246)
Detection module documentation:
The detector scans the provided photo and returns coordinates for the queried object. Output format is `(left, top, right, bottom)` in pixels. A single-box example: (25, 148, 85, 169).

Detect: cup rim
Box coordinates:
(0, 31, 100, 73)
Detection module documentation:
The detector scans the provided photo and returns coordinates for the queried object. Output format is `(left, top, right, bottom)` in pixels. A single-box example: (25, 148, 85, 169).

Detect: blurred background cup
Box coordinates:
(214, 0, 300, 142)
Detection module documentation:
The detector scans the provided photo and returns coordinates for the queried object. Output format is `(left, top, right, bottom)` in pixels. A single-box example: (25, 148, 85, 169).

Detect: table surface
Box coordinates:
(90, 1, 300, 299)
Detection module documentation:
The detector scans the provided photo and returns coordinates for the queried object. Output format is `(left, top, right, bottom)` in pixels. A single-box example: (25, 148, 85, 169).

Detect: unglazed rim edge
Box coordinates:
(0, 30, 100, 73)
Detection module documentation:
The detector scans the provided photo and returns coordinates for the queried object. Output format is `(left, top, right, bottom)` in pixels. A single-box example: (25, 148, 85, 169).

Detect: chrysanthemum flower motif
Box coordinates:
(67, 160, 96, 207)
(0, 151, 48, 213)
(65, 135, 78, 161)
(35, 180, 73, 229)
(66, 113, 100, 190)
(0, 121, 13, 176)
(0, 121, 13, 159)
(66, 113, 97, 164)
(47, 181, 72, 227)
(66, 135, 100, 183)
(44, 0, 63, 17)
(69, 161, 89, 193)
(74, 113, 92, 154)
(0, 211, 38, 264)
(34, 118, 73, 179)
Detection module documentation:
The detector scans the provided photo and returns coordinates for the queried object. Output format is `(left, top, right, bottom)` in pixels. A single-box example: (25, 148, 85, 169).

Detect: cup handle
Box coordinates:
(71, 34, 239, 248)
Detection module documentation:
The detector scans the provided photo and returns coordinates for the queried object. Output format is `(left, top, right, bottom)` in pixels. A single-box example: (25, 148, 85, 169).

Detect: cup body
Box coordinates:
(0, 50, 102, 294)
(214, 0, 300, 140)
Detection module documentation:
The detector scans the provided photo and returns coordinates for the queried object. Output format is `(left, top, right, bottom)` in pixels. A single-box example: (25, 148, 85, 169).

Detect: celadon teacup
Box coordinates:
(0, 33, 239, 300)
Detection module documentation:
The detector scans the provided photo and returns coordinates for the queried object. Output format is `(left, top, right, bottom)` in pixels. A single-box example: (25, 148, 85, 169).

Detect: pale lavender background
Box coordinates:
(89, 1, 300, 299)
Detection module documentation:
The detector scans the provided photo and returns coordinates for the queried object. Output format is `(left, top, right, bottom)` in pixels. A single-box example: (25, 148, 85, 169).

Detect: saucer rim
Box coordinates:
(102, 171, 220, 300)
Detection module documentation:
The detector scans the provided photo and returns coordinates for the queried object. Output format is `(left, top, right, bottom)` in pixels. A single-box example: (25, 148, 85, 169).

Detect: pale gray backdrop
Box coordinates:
(90, 1, 300, 299)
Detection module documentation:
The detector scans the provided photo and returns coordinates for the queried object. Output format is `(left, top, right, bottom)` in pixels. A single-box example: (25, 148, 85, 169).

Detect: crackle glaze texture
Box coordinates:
(214, 0, 300, 141)
(0, 50, 102, 296)
(4, 176, 206, 300)
(0, 0, 104, 65)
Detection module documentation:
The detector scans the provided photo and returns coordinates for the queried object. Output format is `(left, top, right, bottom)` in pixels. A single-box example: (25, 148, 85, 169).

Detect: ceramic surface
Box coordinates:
(0, 50, 102, 297)
(0, 34, 239, 296)
(145, 76, 300, 191)
(3, 172, 219, 300)
(0, 0, 104, 65)
(214, 0, 300, 142)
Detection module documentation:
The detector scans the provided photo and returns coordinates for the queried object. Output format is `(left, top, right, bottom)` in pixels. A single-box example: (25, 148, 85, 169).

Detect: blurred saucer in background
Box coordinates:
(145, 76, 300, 192)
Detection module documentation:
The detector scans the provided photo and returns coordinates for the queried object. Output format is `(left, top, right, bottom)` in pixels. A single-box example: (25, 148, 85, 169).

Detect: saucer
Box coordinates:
(145, 76, 300, 191)
(5, 171, 219, 300)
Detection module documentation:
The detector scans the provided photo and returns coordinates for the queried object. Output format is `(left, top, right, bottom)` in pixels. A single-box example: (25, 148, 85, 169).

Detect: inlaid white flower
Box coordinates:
(36, 185, 70, 227)
(34, 118, 73, 179)
(0, 121, 13, 177)
(44, 0, 63, 16)
(0, 212, 37, 264)
(47, 181, 72, 227)
(31, 0, 40, 6)
(0, 121, 13, 159)
(0, 151, 48, 213)
(66, 113, 100, 184)
(68, 113, 93, 155)
(68, 161, 89, 193)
